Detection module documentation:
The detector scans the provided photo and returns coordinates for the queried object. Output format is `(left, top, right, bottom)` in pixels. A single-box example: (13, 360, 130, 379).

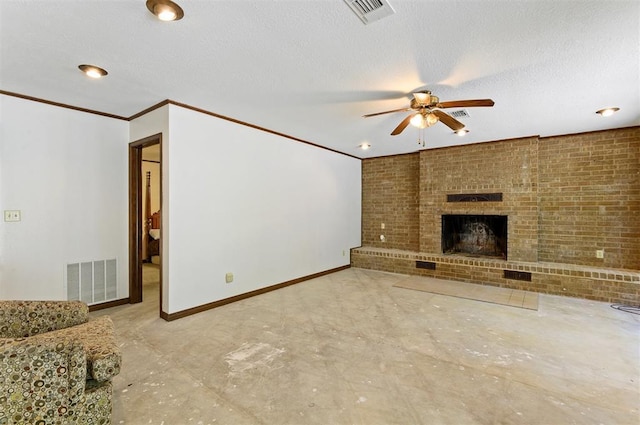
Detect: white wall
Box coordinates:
(0, 95, 129, 300)
(165, 104, 361, 314)
(0, 97, 362, 314)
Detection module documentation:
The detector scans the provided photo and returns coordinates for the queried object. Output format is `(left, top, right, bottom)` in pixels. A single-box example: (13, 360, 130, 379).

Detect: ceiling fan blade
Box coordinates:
(391, 114, 415, 136)
(437, 99, 495, 109)
(363, 107, 412, 118)
(432, 110, 465, 131)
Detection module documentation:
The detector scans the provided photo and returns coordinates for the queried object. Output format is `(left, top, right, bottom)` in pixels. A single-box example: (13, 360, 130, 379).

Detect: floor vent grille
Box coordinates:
(66, 259, 117, 305)
(344, 0, 395, 24)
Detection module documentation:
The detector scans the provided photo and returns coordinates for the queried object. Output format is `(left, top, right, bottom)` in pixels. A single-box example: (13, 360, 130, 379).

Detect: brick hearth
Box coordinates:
(351, 247, 639, 304)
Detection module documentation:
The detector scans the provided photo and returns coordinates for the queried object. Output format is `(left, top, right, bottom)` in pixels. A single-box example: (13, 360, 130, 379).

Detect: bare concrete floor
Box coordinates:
(93, 267, 640, 425)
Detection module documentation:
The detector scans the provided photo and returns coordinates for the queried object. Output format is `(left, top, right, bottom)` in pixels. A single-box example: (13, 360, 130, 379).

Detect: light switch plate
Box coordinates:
(4, 210, 21, 222)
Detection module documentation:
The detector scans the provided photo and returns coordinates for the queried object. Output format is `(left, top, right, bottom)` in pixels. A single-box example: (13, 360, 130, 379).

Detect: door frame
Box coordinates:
(129, 133, 162, 312)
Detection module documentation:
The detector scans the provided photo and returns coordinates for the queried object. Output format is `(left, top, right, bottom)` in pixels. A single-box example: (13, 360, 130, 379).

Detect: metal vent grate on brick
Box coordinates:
(344, 0, 395, 24)
(503, 270, 532, 282)
(448, 109, 470, 118)
(416, 261, 437, 270)
(447, 193, 503, 202)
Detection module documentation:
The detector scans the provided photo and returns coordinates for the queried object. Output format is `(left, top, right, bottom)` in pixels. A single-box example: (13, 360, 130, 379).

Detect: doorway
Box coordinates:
(129, 134, 162, 313)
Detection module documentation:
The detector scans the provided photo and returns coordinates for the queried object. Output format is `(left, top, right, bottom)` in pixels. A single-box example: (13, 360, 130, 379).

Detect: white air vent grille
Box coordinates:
(344, 0, 395, 24)
(66, 259, 117, 305)
(449, 109, 470, 118)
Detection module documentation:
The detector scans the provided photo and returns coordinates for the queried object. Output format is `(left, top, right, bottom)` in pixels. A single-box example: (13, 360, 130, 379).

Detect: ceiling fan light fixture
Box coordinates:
(595, 107, 619, 117)
(410, 112, 439, 129)
(426, 112, 439, 126)
(413, 91, 440, 105)
(365, 89, 494, 136)
(78, 64, 108, 79)
(410, 113, 427, 128)
(146, 0, 184, 21)
(413, 92, 430, 104)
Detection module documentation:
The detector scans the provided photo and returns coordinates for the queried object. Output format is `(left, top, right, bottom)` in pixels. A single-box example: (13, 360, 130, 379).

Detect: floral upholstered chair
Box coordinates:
(0, 300, 121, 424)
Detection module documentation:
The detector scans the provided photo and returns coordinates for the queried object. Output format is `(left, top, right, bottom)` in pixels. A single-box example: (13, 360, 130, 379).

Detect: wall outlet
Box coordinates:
(342, 250, 346, 256)
(4, 210, 21, 222)
(596, 250, 604, 259)
(225, 272, 234, 283)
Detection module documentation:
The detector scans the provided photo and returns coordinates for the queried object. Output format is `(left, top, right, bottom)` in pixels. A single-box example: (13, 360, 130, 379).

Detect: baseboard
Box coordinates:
(160, 264, 351, 321)
(88, 297, 130, 312)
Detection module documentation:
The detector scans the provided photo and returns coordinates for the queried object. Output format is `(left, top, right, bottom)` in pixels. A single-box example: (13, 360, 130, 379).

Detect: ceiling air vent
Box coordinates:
(448, 109, 470, 118)
(344, 0, 395, 25)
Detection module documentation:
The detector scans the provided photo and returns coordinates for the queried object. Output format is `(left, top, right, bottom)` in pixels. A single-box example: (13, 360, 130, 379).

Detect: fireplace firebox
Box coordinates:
(442, 215, 507, 260)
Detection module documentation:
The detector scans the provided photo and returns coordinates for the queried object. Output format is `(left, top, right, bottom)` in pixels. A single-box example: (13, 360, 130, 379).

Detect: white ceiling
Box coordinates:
(1, 0, 638, 158)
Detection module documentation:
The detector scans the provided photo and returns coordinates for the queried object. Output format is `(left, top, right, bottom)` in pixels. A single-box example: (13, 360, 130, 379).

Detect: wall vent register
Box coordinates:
(66, 259, 117, 305)
(504, 270, 532, 282)
(416, 261, 437, 270)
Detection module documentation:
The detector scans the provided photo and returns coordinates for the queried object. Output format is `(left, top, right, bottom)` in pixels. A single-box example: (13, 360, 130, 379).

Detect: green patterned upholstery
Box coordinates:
(0, 301, 120, 424)
(0, 300, 89, 338)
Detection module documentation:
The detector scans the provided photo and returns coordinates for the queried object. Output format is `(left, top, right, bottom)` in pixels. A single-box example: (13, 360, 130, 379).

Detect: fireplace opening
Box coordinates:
(442, 215, 507, 260)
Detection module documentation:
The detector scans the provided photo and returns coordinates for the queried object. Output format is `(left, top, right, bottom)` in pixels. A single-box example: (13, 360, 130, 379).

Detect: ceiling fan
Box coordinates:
(363, 90, 494, 135)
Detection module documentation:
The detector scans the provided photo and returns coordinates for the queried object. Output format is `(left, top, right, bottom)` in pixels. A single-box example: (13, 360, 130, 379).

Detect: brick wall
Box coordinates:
(539, 128, 640, 269)
(362, 153, 419, 251)
(360, 127, 640, 271)
(419, 136, 539, 262)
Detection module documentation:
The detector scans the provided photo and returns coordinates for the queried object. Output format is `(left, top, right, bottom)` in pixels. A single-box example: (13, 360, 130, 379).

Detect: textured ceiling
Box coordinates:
(1, 0, 638, 158)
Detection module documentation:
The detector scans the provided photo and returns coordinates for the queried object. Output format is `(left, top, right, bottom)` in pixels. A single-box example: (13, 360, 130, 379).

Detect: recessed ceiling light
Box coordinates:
(595, 107, 620, 117)
(455, 129, 469, 136)
(359, 143, 371, 150)
(78, 64, 108, 79)
(146, 0, 184, 21)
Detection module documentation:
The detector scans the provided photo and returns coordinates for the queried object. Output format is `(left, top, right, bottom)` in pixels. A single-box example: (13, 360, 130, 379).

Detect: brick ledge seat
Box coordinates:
(351, 247, 639, 304)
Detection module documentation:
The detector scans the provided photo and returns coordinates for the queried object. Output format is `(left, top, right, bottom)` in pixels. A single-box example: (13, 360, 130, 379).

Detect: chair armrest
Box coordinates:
(19, 316, 123, 382)
(0, 338, 87, 422)
(83, 316, 122, 382)
(0, 301, 89, 338)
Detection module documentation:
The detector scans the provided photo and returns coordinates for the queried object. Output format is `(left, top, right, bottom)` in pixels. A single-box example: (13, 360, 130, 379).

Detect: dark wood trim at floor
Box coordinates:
(160, 265, 351, 321)
(89, 297, 131, 312)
